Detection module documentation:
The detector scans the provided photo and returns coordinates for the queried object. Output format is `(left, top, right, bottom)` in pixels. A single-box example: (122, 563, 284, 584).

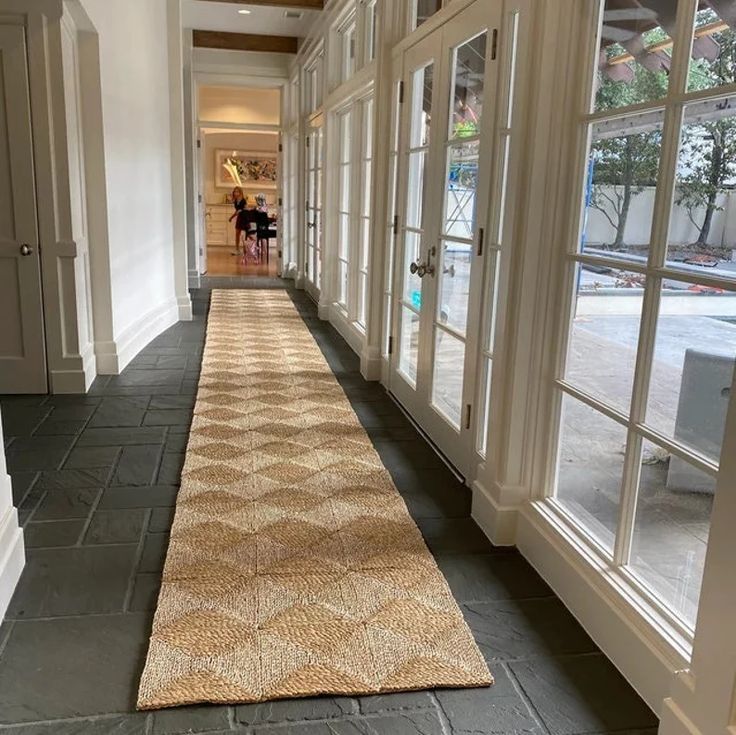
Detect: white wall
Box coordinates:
(204, 131, 279, 205)
(199, 86, 281, 125)
(80, 0, 183, 369)
(587, 186, 736, 249)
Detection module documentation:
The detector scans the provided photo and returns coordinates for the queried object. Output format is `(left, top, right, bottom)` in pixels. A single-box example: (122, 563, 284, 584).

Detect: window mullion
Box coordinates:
(611, 0, 699, 569)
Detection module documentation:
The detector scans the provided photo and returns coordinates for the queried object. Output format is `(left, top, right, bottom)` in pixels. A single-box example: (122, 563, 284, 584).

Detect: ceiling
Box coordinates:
(182, 1, 320, 38)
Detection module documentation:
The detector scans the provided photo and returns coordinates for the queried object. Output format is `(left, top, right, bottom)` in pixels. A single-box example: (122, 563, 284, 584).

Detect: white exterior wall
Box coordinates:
(586, 186, 736, 249)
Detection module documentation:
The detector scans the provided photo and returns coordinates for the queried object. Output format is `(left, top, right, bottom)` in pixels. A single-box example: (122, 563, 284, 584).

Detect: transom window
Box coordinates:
(552, 0, 736, 631)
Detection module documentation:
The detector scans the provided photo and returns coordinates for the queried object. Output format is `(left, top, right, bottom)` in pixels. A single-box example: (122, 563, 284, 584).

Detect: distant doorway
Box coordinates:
(196, 86, 282, 278)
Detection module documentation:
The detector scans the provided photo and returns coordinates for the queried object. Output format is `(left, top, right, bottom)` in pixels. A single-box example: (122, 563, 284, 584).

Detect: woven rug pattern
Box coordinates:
(137, 290, 492, 709)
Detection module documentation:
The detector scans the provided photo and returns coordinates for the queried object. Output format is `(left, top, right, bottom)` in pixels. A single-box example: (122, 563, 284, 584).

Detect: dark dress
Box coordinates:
(233, 198, 250, 231)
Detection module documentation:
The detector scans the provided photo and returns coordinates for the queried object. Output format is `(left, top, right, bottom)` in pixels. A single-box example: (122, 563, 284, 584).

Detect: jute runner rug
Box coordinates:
(137, 290, 492, 710)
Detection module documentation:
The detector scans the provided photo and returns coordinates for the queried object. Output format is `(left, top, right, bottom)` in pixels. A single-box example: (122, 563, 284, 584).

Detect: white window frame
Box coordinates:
(543, 0, 736, 649)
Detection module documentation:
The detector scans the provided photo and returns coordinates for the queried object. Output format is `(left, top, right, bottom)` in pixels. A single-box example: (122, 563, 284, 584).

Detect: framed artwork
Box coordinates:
(215, 150, 278, 189)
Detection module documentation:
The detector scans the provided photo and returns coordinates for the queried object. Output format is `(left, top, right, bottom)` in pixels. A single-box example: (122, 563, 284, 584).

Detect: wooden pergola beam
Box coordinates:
(193, 29, 298, 54)
(197, 0, 323, 9)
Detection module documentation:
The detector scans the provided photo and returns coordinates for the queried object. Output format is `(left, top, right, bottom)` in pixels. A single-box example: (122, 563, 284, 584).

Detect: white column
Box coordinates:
(0, 409, 25, 620)
(167, 0, 193, 320)
(659, 369, 736, 735)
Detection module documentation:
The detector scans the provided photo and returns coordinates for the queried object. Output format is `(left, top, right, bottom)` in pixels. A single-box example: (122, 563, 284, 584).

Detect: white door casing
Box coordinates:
(389, 0, 502, 479)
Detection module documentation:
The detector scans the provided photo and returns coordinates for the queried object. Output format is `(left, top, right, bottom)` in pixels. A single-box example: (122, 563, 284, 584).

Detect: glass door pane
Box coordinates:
(397, 60, 435, 387)
(430, 31, 488, 429)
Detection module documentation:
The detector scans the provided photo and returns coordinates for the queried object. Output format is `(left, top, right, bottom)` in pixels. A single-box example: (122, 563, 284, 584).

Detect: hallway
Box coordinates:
(0, 285, 657, 734)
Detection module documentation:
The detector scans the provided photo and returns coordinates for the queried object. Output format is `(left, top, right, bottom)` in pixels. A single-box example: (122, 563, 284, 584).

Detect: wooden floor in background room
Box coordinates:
(206, 246, 279, 277)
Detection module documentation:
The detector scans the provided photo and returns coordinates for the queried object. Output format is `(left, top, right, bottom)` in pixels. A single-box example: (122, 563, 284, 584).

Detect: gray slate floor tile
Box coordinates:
(10, 471, 37, 506)
(358, 691, 435, 714)
(237, 697, 357, 726)
(33, 487, 100, 521)
(84, 509, 147, 544)
(0, 614, 151, 723)
(64, 446, 121, 469)
(143, 409, 191, 426)
(436, 553, 553, 602)
(111, 445, 163, 486)
(77, 427, 166, 447)
(24, 520, 85, 548)
(417, 518, 494, 554)
(98, 485, 179, 509)
(150, 705, 230, 734)
(35, 468, 111, 491)
(7, 545, 138, 618)
(434, 667, 540, 734)
(252, 711, 446, 734)
(0, 714, 149, 734)
(462, 598, 597, 662)
(138, 533, 170, 573)
(129, 573, 161, 612)
(508, 655, 658, 735)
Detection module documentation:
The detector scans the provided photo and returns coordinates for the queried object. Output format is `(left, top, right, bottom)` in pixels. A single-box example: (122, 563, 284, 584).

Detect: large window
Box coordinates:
(357, 97, 374, 328)
(334, 95, 375, 327)
(552, 0, 736, 630)
(336, 108, 352, 307)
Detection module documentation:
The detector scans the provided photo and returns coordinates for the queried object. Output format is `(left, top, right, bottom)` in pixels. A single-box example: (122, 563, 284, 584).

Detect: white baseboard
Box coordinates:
(188, 269, 201, 289)
(177, 296, 193, 321)
(329, 305, 365, 359)
(47, 343, 97, 394)
(0, 505, 24, 623)
(516, 501, 689, 715)
(95, 297, 180, 375)
(471, 479, 518, 546)
(360, 345, 382, 382)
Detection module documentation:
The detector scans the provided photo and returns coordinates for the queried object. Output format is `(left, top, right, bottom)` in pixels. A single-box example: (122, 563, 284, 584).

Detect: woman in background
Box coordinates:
(229, 187, 247, 256)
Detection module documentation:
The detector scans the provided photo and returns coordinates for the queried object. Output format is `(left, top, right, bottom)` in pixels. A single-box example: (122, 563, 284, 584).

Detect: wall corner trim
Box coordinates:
(0, 506, 24, 623)
(471, 478, 519, 546)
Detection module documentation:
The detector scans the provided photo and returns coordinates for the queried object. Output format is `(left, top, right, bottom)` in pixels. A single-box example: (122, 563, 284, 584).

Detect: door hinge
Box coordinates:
(388, 336, 393, 355)
(392, 214, 399, 236)
(477, 226, 485, 256)
(198, 194, 202, 204)
(398, 80, 404, 104)
(278, 250, 282, 258)
(197, 139, 201, 149)
(305, 200, 310, 212)
(465, 404, 472, 430)
(306, 136, 310, 148)
(491, 29, 498, 60)
(278, 143, 283, 153)
(278, 197, 283, 207)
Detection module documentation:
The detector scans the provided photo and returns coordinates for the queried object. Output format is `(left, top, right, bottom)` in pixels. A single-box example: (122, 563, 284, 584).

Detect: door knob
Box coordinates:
(20, 244, 33, 256)
(410, 261, 428, 277)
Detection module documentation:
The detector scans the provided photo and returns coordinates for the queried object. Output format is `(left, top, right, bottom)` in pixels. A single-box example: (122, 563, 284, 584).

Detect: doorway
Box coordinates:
(196, 85, 282, 279)
(389, 0, 503, 479)
(304, 122, 323, 299)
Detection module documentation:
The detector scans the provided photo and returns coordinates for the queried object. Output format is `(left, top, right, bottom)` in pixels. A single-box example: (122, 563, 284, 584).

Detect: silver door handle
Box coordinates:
(307, 222, 316, 229)
(20, 244, 33, 256)
(410, 261, 430, 278)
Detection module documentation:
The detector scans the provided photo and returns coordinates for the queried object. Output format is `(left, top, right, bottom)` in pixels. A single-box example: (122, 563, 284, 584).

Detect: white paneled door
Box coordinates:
(0, 25, 46, 394)
(390, 1, 501, 478)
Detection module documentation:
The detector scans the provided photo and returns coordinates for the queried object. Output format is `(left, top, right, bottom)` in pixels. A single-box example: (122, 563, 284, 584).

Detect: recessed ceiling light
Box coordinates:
(238, 8, 251, 14)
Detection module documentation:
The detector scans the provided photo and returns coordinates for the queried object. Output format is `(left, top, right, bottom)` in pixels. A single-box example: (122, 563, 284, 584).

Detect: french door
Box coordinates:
(0, 25, 47, 394)
(304, 121, 323, 295)
(390, 1, 501, 477)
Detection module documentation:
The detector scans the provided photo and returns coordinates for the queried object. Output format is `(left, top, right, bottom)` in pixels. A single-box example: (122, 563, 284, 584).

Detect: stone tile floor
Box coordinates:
(0, 285, 659, 734)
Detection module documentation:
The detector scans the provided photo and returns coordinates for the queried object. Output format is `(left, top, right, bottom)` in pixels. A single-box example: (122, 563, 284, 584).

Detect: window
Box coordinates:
(338, 15, 357, 84)
(411, 0, 442, 31)
(357, 97, 375, 328)
(551, 0, 736, 630)
(364, 0, 378, 63)
(304, 49, 324, 114)
(336, 108, 352, 307)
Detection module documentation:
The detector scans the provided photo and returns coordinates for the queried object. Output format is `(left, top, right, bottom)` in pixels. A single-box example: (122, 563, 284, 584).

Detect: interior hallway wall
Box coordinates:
(78, 0, 187, 370)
